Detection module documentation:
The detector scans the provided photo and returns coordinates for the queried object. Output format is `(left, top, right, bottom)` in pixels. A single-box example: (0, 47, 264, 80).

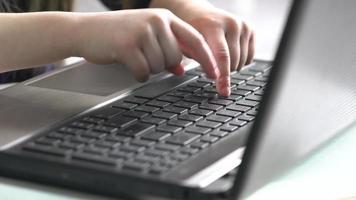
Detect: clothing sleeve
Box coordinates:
(100, 0, 151, 10)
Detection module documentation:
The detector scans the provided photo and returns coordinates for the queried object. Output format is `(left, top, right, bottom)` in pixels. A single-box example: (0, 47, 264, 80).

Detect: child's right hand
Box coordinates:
(75, 9, 220, 82)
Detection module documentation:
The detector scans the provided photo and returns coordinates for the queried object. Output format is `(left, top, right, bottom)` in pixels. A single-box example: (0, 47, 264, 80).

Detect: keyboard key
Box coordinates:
(167, 119, 193, 128)
(209, 99, 233, 106)
(91, 107, 125, 119)
(179, 147, 200, 155)
(236, 85, 260, 92)
(134, 105, 160, 113)
(117, 122, 155, 137)
(184, 95, 208, 103)
(240, 70, 262, 77)
(146, 100, 170, 108)
(163, 106, 187, 114)
(141, 131, 171, 141)
(108, 150, 132, 160)
(190, 141, 209, 149)
(245, 95, 262, 102)
(70, 136, 94, 144)
(210, 130, 229, 138)
(35, 137, 59, 146)
(168, 90, 191, 98)
(200, 135, 219, 143)
(226, 104, 251, 112)
(196, 120, 222, 129)
(141, 116, 167, 125)
(123, 110, 149, 119)
(106, 116, 137, 128)
(157, 95, 181, 103)
(155, 143, 180, 152)
(231, 74, 253, 81)
(197, 77, 214, 84)
(130, 139, 155, 147)
(199, 103, 223, 111)
(120, 145, 145, 153)
(122, 162, 149, 172)
(236, 99, 260, 107)
(220, 124, 238, 132)
(185, 126, 211, 135)
(216, 109, 242, 118)
(152, 111, 177, 120)
(188, 82, 210, 88)
(231, 89, 252, 97)
(248, 63, 271, 72)
(58, 127, 85, 135)
(93, 140, 120, 149)
(238, 114, 255, 122)
(81, 131, 107, 139)
(231, 79, 245, 85)
(93, 125, 118, 134)
(247, 80, 266, 87)
(72, 153, 116, 166)
(221, 94, 243, 101)
(189, 109, 213, 117)
(124, 96, 149, 104)
(82, 147, 107, 155)
(144, 149, 169, 158)
(81, 116, 104, 125)
(156, 124, 182, 134)
(165, 132, 200, 145)
(246, 109, 258, 116)
(177, 86, 200, 93)
(105, 135, 130, 143)
(254, 90, 265, 96)
(69, 121, 94, 130)
(206, 115, 232, 123)
(174, 101, 198, 109)
(178, 114, 203, 122)
(112, 102, 138, 110)
(255, 76, 269, 82)
(230, 119, 248, 127)
(58, 141, 84, 150)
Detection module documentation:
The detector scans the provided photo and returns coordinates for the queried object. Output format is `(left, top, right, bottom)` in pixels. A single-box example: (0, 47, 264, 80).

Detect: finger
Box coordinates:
(170, 17, 219, 79)
(155, 21, 183, 71)
(246, 31, 255, 65)
(225, 22, 240, 71)
(142, 27, 165, 74)
(238, 25, 251, 69)
(123, 49, 150, 82)
(202, 28, 231, 96)
(168, 64, 185, 76)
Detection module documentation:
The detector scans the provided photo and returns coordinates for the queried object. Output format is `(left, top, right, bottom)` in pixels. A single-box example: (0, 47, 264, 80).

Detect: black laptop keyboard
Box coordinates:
(21, 62, 271, 176)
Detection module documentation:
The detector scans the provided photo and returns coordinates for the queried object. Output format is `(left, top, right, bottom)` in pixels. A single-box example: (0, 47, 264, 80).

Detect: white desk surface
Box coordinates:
(2, 0, 356, 199)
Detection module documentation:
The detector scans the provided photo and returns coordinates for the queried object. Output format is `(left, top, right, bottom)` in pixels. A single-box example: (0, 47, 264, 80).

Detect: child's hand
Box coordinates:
(75, 9, 219, 82)
(154, 1, 255, 96)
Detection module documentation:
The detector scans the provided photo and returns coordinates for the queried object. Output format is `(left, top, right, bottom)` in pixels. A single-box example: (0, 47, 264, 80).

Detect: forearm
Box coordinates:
(0, 12, 80, 73)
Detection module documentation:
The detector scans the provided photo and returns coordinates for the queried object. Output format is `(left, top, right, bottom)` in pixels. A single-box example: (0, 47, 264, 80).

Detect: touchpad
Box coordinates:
(29, 62, 139, 96)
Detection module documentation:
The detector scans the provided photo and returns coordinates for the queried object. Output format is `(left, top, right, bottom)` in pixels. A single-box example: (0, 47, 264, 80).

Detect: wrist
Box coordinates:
(150, 0, 213, 23)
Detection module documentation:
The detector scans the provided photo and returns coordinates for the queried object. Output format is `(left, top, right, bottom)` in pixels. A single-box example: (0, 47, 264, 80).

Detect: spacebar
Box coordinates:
(134, 74, 198, 99)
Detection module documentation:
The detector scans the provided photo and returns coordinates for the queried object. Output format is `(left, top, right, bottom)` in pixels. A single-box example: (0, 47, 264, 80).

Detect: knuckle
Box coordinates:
(215, 49, 230, 63)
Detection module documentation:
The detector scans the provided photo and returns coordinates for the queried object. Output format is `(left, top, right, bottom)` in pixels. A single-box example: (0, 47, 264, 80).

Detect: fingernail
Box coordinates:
(217, 76, 231, 96)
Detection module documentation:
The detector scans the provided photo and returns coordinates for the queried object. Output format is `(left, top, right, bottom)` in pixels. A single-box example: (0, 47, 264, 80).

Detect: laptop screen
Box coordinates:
(233, 0, 356, 198)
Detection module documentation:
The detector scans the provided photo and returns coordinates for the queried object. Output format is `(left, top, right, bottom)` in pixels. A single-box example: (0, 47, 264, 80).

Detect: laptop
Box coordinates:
(1, 0, 356, 199)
